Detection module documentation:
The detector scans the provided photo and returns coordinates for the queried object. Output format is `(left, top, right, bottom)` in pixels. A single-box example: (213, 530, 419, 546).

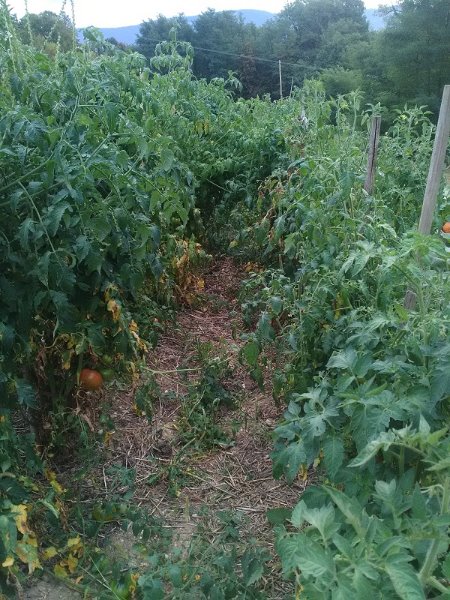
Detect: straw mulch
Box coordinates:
(80, 258, 309, 596)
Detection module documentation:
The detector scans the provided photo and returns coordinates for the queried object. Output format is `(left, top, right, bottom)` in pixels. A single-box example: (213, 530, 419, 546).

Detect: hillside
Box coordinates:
(79, 8, 384, 45)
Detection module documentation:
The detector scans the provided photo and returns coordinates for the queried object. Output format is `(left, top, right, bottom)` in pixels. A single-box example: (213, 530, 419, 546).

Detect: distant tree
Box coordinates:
(237, 16, 301, 99)
(377, 0, 450, 113)
(316, 17, 368, 68)
(344, 34, 395, 106)
(251, 0, 369, 98)
(192, 10, 248, 80)
(17, 11, 74, 52)
(106, 37, 128, 51)
(238, 37, 260, 97)
(136, 15, 194, 61)
(277, 0, 368, 67)
(320, 66, 364, 96)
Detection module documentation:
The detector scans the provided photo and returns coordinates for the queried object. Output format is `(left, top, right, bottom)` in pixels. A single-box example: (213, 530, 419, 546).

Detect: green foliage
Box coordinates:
(134, 0, 449, 120)
(136, 14, 194, 62)
(1, 1, 449, 595)
(234, 81, 449, 596)
(277, 425, 450, 598)
(139, 342, 238, 496)
(0, 14, 290, 581)
(176, 342, 235, 451)
(82, 507, 271, 599)
(17, 10, 75, 53)
(377, 0, 450, 112)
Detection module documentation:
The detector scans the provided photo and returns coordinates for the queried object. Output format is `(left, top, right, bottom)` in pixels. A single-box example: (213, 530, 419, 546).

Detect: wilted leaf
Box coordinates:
(2, 556, 14, 568)
(42, 546, 58, 560)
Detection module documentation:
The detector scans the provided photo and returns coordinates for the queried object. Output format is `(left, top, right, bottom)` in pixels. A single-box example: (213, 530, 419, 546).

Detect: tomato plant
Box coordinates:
(234, 88, 449, 597)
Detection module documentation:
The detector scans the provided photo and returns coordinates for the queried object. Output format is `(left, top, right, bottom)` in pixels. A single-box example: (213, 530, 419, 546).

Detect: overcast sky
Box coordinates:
(9, 0, 385, 28)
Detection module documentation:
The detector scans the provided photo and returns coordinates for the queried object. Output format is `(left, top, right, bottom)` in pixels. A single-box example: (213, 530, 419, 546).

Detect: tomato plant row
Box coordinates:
(0, 26, 294, 579)
(235, 86, 450, 598)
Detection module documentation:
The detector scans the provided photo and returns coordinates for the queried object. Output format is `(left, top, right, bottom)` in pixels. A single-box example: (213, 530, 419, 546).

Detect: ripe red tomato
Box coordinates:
(442, 222, 450, 233)
(79, 368, 103, 391)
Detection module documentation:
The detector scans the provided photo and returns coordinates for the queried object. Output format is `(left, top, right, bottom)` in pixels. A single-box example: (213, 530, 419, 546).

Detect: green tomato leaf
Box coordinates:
(267, 507, 292, 525)
(242, 341, 259, 368)
(269, 296, 283, 316)
(15, 379, 36, 408)
(160, 148, 174, 171)
(277, 533, 334, 578)
(272, 441, 306, 483)
(322, 436, 345, 480)
(385, 562, 425, 600)
(241, 548, 268, 586)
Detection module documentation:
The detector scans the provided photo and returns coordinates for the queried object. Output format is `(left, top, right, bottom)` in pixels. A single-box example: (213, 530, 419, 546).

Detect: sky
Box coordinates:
(8, 0, 385, 28)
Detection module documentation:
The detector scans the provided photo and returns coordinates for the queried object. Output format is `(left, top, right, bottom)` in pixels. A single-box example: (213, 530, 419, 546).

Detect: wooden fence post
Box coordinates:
(417, 85, 450, 234)
(279, 60, 283, 99)
(364, 116, 382, 195)
(404, 84, 450, 310)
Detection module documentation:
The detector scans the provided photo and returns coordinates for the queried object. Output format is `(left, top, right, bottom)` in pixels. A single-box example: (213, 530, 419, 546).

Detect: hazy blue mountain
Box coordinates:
(188, 9, 275, 27)
(79, 8, 384, 45)
(91, 25, 140, 45)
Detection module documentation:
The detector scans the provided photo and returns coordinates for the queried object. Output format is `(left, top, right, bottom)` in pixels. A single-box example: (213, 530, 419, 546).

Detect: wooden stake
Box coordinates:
(404, 84, 450, 310)
(279, 60, 283, 99)
(364, 116, 381, 195)
(417, 85, 450, 234)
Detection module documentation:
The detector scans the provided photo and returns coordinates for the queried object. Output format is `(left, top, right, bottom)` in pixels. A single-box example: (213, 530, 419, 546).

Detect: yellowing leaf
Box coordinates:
(66, 536, 81, 548)
(16, 536, 41, 574)
(129, 320, 138, 332)
(45, 469, 66, 494)
(103, 284, 118, 302)
(67, 553, 78, 573)
(176, 253, 189, 271)
(130, 328, 148, 352)
(42, 546, 58, 560)
(107, 299, 121, 322)
(50, 479, 65, 494)
(54, 563, 68, 578)
(2, 556, 14, 568)
(313, 455, 321, 468)
(129, 572, 139, 593)
(45, 469, 57, 481)
(103, 431, 113, 446)
(298, 465, 308, 482)
(13, 504, 29, 535)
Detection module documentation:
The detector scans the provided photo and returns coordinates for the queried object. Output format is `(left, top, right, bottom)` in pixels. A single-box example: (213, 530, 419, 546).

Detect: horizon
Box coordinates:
(9, 0, 387, 28)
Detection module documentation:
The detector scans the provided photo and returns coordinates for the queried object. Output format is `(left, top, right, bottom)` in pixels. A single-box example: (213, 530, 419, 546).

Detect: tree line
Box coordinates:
(13, 0, 450, 119)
